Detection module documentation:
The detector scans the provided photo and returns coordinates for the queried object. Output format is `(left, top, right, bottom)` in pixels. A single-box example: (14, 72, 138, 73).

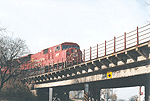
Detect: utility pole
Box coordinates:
(106, 89, 108, 101)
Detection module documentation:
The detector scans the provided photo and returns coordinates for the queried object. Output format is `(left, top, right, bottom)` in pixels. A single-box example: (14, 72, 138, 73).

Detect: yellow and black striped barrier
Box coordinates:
(84, 92, 88, 101)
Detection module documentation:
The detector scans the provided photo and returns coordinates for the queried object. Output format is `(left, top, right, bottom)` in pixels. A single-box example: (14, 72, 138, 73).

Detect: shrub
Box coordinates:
(0, 78, 37, 101)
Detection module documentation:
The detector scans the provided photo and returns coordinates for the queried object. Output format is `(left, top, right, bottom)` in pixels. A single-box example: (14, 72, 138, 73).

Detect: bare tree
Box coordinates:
(0, 31, 30, 92)
(0, 27, 6, 33)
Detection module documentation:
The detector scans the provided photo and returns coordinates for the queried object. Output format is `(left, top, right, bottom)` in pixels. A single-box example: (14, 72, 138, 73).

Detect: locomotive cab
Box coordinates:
(61, 42, 82, 66)
(66, 48, 81, 63)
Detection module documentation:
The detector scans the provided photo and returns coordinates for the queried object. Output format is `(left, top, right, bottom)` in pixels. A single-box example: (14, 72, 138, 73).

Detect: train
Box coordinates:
(20, 42, 82, 76)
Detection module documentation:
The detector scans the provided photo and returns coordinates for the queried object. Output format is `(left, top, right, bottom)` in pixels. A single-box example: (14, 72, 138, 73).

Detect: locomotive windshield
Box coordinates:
(62, 45, 79, 50)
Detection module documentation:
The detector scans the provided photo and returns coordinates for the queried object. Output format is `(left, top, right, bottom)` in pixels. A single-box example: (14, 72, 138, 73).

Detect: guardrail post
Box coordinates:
(105, 40, 106, 56)
(114, 37, 116, 53)
(90, 46, 92, 60)
(137, 26, 139, 45)
(124, 32, 126, 50)
(97, 44, 98, 58)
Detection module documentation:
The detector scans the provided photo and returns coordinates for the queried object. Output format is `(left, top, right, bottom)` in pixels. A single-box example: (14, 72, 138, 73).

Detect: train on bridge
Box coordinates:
(14, 23, 150, 77)
(20, 42, 82, 76)
(20, 23, 150, 101)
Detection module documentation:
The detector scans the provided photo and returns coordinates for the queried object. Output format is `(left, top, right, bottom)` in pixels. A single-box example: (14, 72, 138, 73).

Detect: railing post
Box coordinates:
(137, 26, 139, 45)
(90, 47, 92, 60)
(124, 32, 126, 50)
(114, 37, 116, 53)
(105, 40, 106, 56)
(97, 44, 98, 58)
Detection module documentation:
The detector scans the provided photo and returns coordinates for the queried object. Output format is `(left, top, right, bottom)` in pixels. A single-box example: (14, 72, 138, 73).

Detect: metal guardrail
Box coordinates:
(82, 23, 150, 61)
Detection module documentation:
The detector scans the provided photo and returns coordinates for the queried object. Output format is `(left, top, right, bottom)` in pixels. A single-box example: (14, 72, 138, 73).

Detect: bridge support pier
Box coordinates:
(145, 74, 150, 101)
(90, 84, 100, 101)
(37, 88, 49, 101)
(49, 88, 53, 101)
(53, 88, 69, 101)
(84, 83, 100, 101)
(57, 91, 69, 101)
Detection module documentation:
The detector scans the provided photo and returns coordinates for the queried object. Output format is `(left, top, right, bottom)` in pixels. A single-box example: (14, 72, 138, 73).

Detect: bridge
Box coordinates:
(22, 23, 150, 101)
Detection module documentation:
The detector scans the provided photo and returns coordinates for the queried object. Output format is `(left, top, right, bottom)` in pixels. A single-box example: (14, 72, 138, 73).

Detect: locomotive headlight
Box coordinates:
(75, 49, 77, 52)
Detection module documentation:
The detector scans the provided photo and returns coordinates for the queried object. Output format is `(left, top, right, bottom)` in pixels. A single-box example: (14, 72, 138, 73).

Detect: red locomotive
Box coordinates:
(20, 42, 82, 76)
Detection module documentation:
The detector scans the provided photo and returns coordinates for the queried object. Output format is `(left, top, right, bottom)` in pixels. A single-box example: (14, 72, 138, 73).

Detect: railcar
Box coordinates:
(20, 42, 82, 76)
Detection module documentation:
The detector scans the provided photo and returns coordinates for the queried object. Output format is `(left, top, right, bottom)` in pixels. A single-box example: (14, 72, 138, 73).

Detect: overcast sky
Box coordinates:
(0, 0, 150, 99)
(0, 0, 150, 53)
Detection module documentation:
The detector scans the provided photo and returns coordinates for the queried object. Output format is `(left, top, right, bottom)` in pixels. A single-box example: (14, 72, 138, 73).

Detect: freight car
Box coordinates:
(20, 42, 82, 76)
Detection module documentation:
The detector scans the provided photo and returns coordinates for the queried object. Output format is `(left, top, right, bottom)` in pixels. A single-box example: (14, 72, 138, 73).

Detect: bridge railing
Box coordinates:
(83, 23, 150, 61)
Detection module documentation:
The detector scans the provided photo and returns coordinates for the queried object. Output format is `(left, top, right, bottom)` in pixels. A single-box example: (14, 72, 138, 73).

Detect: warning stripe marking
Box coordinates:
(84, 94, 88, 98)
(84, 97, 87, 101)
(84, 93, 88, 101)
